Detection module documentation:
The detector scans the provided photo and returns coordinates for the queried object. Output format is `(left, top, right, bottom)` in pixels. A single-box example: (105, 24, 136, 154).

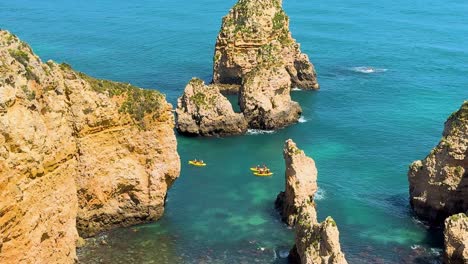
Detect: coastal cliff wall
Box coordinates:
(0, 30, 180, 263)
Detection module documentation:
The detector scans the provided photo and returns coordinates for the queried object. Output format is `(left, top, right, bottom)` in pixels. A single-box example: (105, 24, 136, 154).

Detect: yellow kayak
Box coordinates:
(254, 172, 273, 177)
(250, 167, 260, 172)
(189, 161, 206, 167)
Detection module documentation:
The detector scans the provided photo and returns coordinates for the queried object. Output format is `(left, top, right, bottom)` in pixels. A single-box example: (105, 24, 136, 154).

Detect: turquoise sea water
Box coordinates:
(2, 0, 467, 263)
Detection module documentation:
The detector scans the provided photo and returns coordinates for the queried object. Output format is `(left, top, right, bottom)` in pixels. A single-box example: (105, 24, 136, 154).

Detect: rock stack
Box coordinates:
(176, 0, 319, 134)
(408, 101, 467, 264)
(212, 0, 319, 90)
(276, 139, 348, 264)
(176, 78, 247, 136)
(408, 101, 467, 225)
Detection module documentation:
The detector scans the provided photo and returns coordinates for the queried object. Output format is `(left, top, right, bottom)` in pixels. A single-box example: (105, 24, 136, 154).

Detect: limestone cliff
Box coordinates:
(291, 213, 348, 264)
(239, 52, 302, 129)
(0, 30, 180, 263)
(444, 213, 468, 264)
(408, 101, 468, 225)
(212, 0, 319, 90)
(275, 139, 347, 264)
(275, 139, 317, 226)
(176, 78, 247, 136)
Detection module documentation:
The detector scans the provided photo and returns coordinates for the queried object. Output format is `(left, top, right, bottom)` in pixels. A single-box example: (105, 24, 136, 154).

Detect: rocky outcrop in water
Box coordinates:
(275, 139, 317, 226)
(212, 0, 319, 90)
(291, 213, 348, 264)
(176, 78, 247, 136)
(275, 139, 347, 264)
(0, 30, 180, 263)
(408, 101, 468, 225)
(240, 58, 302, 129)
(444, 213, 468, 264)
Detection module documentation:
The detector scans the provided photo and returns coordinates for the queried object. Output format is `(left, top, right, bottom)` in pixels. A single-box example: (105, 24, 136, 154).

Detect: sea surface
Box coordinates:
(1, 0, 467, 263)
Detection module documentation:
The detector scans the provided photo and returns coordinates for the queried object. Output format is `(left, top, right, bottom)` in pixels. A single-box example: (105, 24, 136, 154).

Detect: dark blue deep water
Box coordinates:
(1, 0, 467, 263)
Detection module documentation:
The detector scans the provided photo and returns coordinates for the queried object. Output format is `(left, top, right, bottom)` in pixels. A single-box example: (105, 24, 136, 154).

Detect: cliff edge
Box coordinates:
(0, 30, 180, 263)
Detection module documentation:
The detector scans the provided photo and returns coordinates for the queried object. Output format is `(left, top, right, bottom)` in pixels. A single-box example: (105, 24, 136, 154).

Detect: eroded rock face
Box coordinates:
(275, 139, 347, 264)
(293, 213, 348, 264)
(0, 30, 180, 263)
(408, 101, 468, 225)
(176, 78, 247, 136)
(213, 0, 319, 90)
(444, 213, 468, 264)
(240, 58, 302, 129)
(275, 139, 317, 226)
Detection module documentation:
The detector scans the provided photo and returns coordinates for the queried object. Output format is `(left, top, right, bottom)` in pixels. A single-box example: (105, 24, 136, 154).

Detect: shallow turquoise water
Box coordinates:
(1, 0, 467, 263)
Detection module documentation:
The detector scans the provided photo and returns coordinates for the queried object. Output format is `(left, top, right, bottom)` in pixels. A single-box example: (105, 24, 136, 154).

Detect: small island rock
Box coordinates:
(213, 0, 319, 90)
(176, 78, 248, 136)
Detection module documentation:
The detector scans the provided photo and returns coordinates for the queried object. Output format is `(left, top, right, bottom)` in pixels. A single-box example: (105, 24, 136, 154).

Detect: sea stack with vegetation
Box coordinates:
(0, 30, 180, 263)
(408, 101, 467, 225)
(276, 140, 348, 264)
(212, 0, 319, 91)
(175, 78, 247, 136)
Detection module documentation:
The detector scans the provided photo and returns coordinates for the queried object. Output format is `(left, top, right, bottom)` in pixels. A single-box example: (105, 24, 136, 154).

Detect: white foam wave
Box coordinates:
(298, 116, 307, 123)
(291, 87, 302, 91)
(351, 66, 388, 74)
(315, 188, 326, 201)
(411, 216, 430, 229)
(430, 248, 442, 256)
(411, 244, 423, 250)
(247, 129, 275, 135)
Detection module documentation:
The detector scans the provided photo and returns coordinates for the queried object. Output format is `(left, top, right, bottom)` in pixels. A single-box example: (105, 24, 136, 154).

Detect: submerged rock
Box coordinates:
(275, 139, 317, 226)
(212, 0, 319, 90)
(276, 139, 347, 264)
(176, 78, 247, 136)
(408, 101, 468, 225)
(0, 30, 180, 263)
(444, 213, 468, 264)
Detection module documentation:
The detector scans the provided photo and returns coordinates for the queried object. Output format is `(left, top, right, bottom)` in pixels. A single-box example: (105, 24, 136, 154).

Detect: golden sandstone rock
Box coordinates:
(276, 140, 348, 264)
(0, 30, 180, 263)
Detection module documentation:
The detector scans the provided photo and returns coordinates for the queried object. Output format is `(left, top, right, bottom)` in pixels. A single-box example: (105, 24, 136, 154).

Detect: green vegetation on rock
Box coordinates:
(75, 71, 165, 128)
(8, 49, 29, 66)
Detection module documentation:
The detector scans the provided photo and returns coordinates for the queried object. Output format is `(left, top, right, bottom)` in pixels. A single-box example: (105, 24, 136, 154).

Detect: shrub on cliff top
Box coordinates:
(77, 71, 165, 129)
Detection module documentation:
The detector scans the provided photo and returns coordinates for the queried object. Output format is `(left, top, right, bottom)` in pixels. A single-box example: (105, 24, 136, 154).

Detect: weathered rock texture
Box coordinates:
(291, 214, 348, 264)
(212, 0, 319, 90)
(444, 213, 468, 264)
(0, 30, 180, 263)
(275, 139, 347, 264)
(408, 101, 468, 225)
(275, 139, 317, 226)
(176, 78, 247, 136)
(240, 57, 302, 129)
